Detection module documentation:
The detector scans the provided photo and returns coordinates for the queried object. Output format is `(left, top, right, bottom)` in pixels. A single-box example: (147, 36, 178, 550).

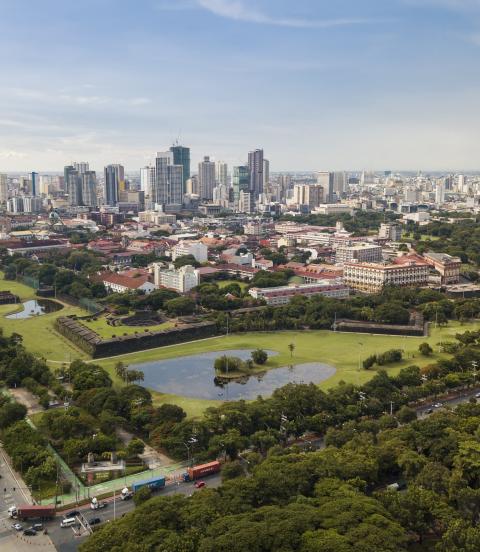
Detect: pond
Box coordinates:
(130, 350, 337, 400)
(5, 299, 63, 320)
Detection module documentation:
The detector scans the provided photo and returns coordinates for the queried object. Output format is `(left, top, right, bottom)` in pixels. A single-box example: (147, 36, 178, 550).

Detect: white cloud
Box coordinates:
(196, 0, 374, 28)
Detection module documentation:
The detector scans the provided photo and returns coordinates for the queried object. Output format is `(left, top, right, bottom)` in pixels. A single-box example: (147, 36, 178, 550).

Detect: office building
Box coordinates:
(317, 172, 334, 203)
(333, 172, 347, 197)
(140, 166, 156, 206)
(154, 264, 200, 293)
(215, 161, 228, 187)
(233, 165, 250, 209)
(73, 162, 89, 174)
(22, 196, 43, 213)
(153, 151, 184, 207)
(0, 174, 7, 203)
(7, 197, 23, 213)
(424, 252, 461, 285)
(170, 145, 190, 189)
(344, 255, 430, 293)
(31, 172, 38, 196)
(104, 164, 124, 206)
(249, 282, 349, 305)
(248, 149, 264, 198)
(186, 176, 199, 196)
(198, 156, 216, 201)
(66, 168, 82, 206)
(435, 181, 445, 204)
(263, 159, 270, 193)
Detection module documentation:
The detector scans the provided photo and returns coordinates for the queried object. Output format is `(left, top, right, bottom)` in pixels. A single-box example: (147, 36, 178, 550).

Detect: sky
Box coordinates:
(1, 0, 480, 172)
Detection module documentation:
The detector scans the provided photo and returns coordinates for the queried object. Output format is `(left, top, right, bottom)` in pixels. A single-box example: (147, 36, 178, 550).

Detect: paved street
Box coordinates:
(0, 448, 56, 551)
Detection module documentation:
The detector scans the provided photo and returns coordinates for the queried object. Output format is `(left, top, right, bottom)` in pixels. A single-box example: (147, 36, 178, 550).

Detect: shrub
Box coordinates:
(419, 342, 433, 356)
(377, 349, 403, 366)
(363, 355, 377, 370)
(251, 349, 268, 365)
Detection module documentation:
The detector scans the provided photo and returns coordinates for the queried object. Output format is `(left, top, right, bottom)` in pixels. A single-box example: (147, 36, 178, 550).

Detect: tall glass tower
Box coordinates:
(170, 145, 190, 191)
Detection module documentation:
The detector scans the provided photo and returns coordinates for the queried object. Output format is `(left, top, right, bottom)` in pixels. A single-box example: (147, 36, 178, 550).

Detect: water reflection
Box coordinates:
(6, 299, 63, 319)
(131, 350, 336, 400)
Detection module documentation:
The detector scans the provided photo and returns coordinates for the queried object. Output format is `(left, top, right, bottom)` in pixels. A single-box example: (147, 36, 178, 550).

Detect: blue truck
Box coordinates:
(131, 476, 166, 494)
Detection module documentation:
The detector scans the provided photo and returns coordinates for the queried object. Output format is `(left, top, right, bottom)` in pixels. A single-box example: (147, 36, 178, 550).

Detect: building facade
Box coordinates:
(335, 243, 383, 265)
(198, 156, 216, 201)
(104, 164, 124, 206)
(249, 282, 349, 305)
(154, 264, 200, 293)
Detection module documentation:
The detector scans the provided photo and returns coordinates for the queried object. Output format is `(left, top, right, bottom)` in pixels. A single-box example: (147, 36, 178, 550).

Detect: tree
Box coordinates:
(0, 402, 27, 429)
(125, 370, 144, 384)
(173, 255, 199, 269)
(165, 297, 196, 316)
(126, 438, 145, 457)
(251, 349, 268, 365)
(419, 342, 433, 356)
(396, 406, 417, 424)
(115, 361, 127, 381)
(288, 343, 296, 358)
(133, 485, 152, 506)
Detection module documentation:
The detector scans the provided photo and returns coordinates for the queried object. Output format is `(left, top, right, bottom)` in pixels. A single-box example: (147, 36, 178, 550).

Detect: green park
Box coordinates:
(1, 272, 479, 418)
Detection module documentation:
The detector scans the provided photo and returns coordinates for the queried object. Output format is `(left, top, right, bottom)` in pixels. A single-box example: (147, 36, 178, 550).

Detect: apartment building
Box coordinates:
(153, 264, 200, 293)
(171, 240, 208, 263)
(335, 243, 383, 265)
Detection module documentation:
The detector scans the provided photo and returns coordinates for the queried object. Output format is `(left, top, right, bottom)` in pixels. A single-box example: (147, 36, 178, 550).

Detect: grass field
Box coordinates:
(97, 321, 479, 417)
(217, 280, 248, 290)
(82, 316, 174, 339)
(0, 273, 88, 361)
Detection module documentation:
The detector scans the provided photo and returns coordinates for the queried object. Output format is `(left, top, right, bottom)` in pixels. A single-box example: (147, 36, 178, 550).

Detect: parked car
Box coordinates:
(32, 523, 43, 531)
(194, 481, 206, 489)
(64, 510, 80, 518)
(425, 408, 434, 414)
(23, 528, 36, 536)
(433, 402, 443, 408)
(11, 523, 22, 531)
(88, 517, 101, 526)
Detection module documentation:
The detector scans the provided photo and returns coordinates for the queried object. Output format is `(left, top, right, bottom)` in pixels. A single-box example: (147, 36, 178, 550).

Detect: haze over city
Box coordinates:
(2, 0, 480, 171)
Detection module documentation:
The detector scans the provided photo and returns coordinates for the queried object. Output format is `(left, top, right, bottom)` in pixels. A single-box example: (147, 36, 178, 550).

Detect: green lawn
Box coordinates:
(82, 315, 175, 339)
(217, 280, 248, 290)
(0, 273, 88, 361)
(97, 321, 479, 418)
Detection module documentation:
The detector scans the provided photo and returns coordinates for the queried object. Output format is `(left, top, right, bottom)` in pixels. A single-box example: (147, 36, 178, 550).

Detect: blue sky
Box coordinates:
(1, 0, 480, 172)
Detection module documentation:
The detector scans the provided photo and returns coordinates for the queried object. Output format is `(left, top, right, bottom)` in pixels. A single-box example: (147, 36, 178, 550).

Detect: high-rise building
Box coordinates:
(104, 164, 124, 206)
(22, 196, 43, 213)
(81, 171, 98, 207)
(232, 165, 250, 210)
(153, 152, 184, 207)
(198, 156, 216, 201)
(333, 172, 347, 197)
(215, 161, 228, 187)
(140, 166, 156, 207)
(239, 191, 253, 214)
(435, 181, 445, 205)
(66, 168, 82, 206)
(31, 172, 38, 196)
(317, 172, 334, 203)
(186, 176, 199, 196)
(293, 184, 323, 210)
(263, 159, 270, 194)
(73, 162, 89, 174)
(170, 145, 190, 190)
(0, 173, 7, 203)
(248, 149, 264, 198)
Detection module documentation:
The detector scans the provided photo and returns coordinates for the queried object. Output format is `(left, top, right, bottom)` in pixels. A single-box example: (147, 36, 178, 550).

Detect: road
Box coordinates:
(0, 447, 56, 551)
(48, 473, 222, 552)
(416, 386, 480, 417)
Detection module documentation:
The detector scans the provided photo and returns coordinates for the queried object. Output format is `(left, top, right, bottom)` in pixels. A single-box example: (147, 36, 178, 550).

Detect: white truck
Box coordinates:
(120, 487, 133, 501)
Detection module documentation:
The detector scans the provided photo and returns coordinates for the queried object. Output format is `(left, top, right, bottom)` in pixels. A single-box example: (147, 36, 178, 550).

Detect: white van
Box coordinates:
(60, 517, 77, 528)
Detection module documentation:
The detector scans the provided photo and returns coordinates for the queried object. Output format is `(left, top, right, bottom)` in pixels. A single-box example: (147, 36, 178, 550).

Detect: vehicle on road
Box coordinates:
(8, 505, 55, 521)
(60, 517, 78, 528)
(32, 523, 43, 531)
(64, 510, 80, 518)
(183, 461, 221, 482)
(120, 487, 134, 500)
(475, 392, 480, 398)
(23, 528, 36, 536)
(131, 476, 166, 494)
(88, 517, 101, 526)
(91, 498, 108, 510)
(194, 481, 206, 488)
(433, 402, 443, 408)
(11, 523, 22, 531)
(425, 408, 434, 414)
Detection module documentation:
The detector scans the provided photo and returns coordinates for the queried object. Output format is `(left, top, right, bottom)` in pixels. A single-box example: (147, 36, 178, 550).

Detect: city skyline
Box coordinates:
(2, 0, 480, 171)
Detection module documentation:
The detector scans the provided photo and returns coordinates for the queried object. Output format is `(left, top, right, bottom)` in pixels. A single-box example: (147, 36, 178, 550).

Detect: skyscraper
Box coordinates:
(233, 166, 250, 210)
(65, 167, 82, 206)
(31, 172, 38, 196)
(0, 173, 7, 203)
(248, 149, 264, 198)
(153, 152, 184, 207)
(198, 156, 216, 201)
(215, 161, 228, 187)
(104, 164, 124, 206)
(263, 159, 270, 194)
(170, 145, 190, 190)
(140, 166, 156, 207)
(81, 171, 98, 207)
(73, 162, 89, 174)
(317, 172, 334, 203)
(333, 172, 347, 197)
(293, 184, 323, 209)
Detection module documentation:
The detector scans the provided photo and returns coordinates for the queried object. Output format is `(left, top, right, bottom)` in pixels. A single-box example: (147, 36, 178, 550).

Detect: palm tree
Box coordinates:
(288, 343, 295, 358)
(115, 361, 127, 381)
